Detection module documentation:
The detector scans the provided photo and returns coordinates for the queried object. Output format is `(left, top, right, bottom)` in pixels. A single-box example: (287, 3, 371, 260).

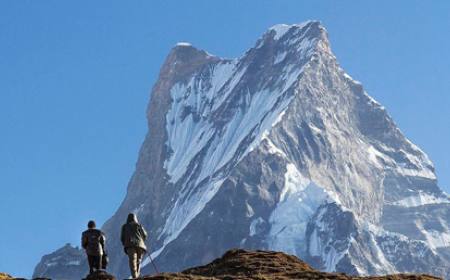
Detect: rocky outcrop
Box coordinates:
(0, 273, 13, 280)
(0, 270, 113, 280)
(0, 272, 50, 280)
(142, 249, 441, 279)
(84, 270, 115, 280)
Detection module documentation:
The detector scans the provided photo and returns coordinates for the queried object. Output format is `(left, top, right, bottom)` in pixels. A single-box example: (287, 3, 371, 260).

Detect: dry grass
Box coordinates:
(141, 249, 443, 280)
(0, 273, 12, 280)
(84, 270, 116, 280)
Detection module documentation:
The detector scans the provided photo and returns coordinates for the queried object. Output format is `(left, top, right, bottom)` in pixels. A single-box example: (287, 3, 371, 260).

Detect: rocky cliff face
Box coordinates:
(34, 21, 450, 279)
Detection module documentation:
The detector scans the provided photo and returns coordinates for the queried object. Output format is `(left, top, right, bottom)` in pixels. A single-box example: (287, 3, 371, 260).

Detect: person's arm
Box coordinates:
(140, 225, 148, 240)
(81, 233, 87, 249)
(100, 232, 106, 250)
(120, 225, 125, 245)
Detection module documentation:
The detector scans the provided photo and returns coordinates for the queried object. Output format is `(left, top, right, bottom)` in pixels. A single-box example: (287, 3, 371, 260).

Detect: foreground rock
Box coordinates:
(84, 270, 116, 280)
(141, 249, 442, 280)
(0, 270, 114, 280)
(0, 274, 12, 280)
(0, 273, 49, 280)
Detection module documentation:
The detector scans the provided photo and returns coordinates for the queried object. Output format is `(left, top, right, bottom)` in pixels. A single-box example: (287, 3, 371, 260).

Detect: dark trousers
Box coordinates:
(87, 255, 102, 274)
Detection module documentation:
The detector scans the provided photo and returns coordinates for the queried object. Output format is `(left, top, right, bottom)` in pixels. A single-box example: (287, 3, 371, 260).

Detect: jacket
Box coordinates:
(81, 228, 105, 256)
(121, 214, 148, 252)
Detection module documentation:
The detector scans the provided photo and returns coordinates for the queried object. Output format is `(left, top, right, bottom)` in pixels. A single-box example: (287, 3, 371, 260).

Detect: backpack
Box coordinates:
(84, 229, 104, 256)
(102, 252, 109, 269)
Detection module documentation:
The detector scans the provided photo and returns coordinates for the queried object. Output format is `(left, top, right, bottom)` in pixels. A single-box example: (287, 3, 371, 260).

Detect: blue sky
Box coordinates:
(1, 0, 449, 277)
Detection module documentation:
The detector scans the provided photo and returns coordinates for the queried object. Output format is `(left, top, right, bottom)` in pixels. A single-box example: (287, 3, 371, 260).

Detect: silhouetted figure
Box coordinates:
(121, 213, 148, 278)
(82, 220, 106, 275)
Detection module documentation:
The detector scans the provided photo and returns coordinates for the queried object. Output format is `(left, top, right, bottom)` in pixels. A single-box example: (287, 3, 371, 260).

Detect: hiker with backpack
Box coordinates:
(121, 213, 148, 279)
(81, 220, 106, 275)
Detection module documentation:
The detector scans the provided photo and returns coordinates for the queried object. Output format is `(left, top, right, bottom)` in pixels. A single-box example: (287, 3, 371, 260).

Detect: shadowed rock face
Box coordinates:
(34, 21, 450, 279)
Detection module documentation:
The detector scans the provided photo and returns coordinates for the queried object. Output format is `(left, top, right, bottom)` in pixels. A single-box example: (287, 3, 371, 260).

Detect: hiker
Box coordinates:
(81, 220, 106, 274)
(121, 213, 148, 279)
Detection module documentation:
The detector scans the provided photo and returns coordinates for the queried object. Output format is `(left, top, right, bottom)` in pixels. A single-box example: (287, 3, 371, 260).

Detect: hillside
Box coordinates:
(0, 274, 12, 280)
(5, 249, 442, 280)
(143, 249, 440, 280)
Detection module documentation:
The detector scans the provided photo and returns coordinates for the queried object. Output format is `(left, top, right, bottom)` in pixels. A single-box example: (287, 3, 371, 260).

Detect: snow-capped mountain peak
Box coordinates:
(34, 21, 450, 280)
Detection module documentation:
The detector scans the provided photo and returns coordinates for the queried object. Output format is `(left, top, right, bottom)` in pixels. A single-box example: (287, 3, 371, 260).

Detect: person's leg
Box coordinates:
(136, 249, 144, 278)
(87, 255, 95, 274)
(97, 255, 103, 271)
(92, 256, 99, 272)
(127, 248, 138, 278)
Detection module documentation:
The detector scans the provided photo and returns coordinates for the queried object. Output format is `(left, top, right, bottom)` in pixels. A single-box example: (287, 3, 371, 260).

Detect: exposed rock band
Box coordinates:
(81, 213, 148, 279)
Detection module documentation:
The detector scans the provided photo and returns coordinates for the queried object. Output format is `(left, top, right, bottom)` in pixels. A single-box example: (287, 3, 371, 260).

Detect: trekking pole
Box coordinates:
(147, 252, 159, 274)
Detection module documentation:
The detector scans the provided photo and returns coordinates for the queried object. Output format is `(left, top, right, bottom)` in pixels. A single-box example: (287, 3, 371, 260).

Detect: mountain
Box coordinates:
(34, 21, 450, 279)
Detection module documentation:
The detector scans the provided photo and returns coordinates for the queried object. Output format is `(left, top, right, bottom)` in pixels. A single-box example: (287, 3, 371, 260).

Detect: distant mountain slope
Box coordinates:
(34, 21, 450, 280)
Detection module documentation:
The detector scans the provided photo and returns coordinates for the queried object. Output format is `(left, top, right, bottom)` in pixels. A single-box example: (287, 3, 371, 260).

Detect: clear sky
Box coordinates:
(1, 0, 449, 277)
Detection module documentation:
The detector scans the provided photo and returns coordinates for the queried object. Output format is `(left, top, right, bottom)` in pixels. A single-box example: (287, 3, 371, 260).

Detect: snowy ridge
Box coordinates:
(366, 143, 436, 180)
(270, 24, 291, 40)
(176, 42, 193, 47)
(269, 21, 312, 40)
(343, 68, 436, 181)
(157, 28, 323, 261)
(392, 191, 450, 207)
(164, 60, 241, 183)
(419, 225, 450, 249)
(267, 164, 336, 258)
(307, 206, 351, 272)
(164, 65, 298, 185)
(154, 178, 225, 261)
(158, 23, 328, 261)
